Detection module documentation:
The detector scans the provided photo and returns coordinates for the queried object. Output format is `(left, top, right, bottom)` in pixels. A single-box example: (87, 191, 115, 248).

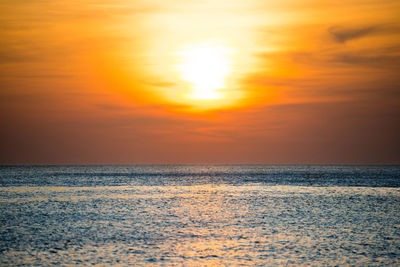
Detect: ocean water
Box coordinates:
(0, 165, 399, 266)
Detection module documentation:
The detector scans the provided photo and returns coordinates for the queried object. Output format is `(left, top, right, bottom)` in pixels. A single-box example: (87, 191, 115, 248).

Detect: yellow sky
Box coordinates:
(0, 0, 399, 163)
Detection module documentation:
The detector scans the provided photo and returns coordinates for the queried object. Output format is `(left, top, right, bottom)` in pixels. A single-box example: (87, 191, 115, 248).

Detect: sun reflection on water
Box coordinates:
(1, 184, 400, 265)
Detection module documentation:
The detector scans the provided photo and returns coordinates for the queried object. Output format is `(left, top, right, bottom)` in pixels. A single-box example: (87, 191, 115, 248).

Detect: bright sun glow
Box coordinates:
(176, 41, 234, 100)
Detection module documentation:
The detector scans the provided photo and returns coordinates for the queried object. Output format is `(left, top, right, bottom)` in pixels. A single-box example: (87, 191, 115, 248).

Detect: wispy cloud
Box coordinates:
(328, 24, 400, 43)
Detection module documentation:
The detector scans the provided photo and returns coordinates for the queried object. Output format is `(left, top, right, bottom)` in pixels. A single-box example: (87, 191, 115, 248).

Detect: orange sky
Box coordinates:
(0, 0, 399, 164)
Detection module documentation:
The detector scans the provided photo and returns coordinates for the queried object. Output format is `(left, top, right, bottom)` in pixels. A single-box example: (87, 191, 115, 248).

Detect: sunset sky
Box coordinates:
(0, 0, 399, 164)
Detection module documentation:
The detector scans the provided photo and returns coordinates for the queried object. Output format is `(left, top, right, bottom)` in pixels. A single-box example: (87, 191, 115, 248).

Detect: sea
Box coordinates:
(0, 165, 399, 266)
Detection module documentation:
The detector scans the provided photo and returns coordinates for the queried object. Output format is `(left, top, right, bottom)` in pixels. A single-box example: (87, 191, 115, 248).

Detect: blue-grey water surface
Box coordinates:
(1, 165, 399, 265)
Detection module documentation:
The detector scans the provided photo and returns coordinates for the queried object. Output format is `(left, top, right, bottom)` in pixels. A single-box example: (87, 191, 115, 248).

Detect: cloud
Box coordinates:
(328, 24, 400, 43)
(332, 52, 400, 68)
(292, 45, 400, 70)
(0, 49, 40, 63)
(329, 25, 379, 43)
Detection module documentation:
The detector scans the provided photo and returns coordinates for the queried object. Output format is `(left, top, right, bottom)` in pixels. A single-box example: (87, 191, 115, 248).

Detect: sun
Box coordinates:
(175, 41, 234, 101)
